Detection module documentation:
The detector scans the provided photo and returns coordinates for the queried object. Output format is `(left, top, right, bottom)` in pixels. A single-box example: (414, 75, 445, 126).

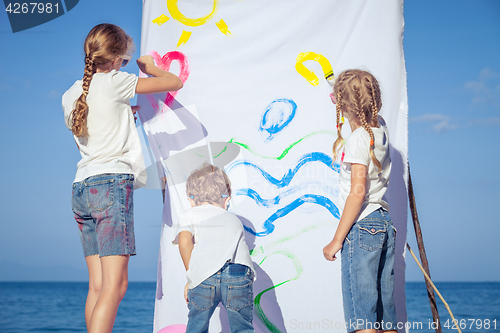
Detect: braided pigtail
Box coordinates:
(353, 80, 382, 171)
(367, 75, 382, 171)
(369, 77, 381, 128)
(358, 109, 382, 171)
(70, 56, 94, 137)
(354, 78, 382, 172)
(353, 83, 382, 170)
(332, 91, 345, 163)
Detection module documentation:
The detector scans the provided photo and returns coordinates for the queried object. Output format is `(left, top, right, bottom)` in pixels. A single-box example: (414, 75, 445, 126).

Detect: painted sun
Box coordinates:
(151, 0, 232, 47)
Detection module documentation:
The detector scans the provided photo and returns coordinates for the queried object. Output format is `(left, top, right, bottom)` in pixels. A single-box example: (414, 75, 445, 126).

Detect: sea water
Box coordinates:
(0, 282, 499, 332)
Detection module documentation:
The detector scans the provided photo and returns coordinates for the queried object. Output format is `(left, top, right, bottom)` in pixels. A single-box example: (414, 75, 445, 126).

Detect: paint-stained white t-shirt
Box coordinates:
(62, 70, 146, 189)
(173, 204, 256, 289)
(339, 117, 392, 221)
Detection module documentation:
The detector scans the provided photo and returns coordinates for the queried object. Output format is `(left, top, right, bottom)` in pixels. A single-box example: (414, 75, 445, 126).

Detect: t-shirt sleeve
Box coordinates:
(111, 70, 138, 100)
(343, 130, 371, 166)
(172, 212, 195, 245)
(62, 93, 73, 130)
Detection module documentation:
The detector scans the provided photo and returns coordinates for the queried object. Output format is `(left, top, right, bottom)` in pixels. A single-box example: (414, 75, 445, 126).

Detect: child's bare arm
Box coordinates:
(323, 163, 367, 261)
(178, 231, 194, 271)
(136, 55, 183, 94)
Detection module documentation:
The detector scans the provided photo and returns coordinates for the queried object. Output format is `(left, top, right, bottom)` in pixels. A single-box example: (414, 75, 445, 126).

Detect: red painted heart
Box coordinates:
(147, 50, 190, 113)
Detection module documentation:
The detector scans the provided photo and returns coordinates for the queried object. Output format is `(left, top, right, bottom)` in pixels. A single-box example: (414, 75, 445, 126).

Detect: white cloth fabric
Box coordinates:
(172, 204, 256, 289)
(339, 117, 392, 221)
(142, 1, 409, 331)
(62, 70, 146, 189)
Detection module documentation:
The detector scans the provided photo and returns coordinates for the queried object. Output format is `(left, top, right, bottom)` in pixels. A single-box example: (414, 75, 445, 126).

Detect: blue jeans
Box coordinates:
(71, 173, 135, 257)
(186, 263, 254, 333)
(341, 208, 397, 332)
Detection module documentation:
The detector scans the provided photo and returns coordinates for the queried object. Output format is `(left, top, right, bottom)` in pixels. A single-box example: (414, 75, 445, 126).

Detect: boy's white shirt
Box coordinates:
(339, 118, 392, 221)
(62, 69, 147, 189)
(173, 204, 256, 289)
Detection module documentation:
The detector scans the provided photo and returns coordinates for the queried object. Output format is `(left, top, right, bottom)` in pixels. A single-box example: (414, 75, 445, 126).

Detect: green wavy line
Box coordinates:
(250, 223, 330, 332)
(214, 145, 227, 158)
(191, 144, 229, 158)
(229, 130, 334, 160)
(254, 250, 303, 333)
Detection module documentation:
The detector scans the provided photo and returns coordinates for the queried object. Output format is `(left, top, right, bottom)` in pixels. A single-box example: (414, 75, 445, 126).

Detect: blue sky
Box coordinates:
(0, 0, 499, 282)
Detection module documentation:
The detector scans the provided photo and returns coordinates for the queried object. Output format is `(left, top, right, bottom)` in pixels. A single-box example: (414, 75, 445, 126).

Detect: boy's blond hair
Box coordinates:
(186, 164, 232, 207)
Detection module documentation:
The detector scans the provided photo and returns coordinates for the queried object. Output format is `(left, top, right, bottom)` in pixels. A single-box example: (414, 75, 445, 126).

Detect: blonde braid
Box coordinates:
(369, 78, 379, 128)
(332, 90, 344, 163)
(354, 85, 382, 171)
(360, 110, 382, 171)
(81, 56, 93, 95)
(70, 56, 94, 137)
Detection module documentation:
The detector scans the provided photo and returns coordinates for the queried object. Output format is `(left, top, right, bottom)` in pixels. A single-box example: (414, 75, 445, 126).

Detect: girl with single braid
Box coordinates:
(62, 23, 183, 333)
(323, 69, 397, 333)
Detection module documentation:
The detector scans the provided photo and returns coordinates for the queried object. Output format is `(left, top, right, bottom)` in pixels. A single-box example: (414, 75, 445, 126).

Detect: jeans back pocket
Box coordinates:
(227, 280, 253, 312)
(358, 222, 387, 252)
(189, 284, 216, 311)
(86, 179, 114, 212)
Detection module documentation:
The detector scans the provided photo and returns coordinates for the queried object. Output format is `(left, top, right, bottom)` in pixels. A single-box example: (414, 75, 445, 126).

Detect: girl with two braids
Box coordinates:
(62, 23, 182, 333)
(323, 69, 397, 333)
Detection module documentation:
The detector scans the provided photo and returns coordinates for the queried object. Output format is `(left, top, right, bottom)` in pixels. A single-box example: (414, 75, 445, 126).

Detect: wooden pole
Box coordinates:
(408, 165, 442, 333)
(406, 244, 462, 333)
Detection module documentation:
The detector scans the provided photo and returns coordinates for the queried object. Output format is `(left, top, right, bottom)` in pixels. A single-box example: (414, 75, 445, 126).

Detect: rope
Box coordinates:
(406, 243, 463, 333)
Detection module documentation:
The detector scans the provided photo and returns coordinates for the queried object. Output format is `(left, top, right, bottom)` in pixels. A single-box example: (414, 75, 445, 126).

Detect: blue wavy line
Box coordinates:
(226, 152, 339, 188)
(236, 183, 338, 208)
(243, 194, 340, 237)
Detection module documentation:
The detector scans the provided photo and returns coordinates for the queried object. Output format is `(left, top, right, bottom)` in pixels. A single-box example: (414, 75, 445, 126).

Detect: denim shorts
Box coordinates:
(186, 263, 254, 333)
(341, 208, 397, 332)
(71, 173, 136, 257)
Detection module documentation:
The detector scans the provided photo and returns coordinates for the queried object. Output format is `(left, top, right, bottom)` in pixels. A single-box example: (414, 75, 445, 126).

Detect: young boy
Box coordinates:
(173, 163, 255, 333)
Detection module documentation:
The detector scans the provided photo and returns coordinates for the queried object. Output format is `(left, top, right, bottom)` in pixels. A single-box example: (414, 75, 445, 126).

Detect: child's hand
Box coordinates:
(184, 283, 189, 303)
(323, 239, 343, 261)
(136, 55, 156, 75)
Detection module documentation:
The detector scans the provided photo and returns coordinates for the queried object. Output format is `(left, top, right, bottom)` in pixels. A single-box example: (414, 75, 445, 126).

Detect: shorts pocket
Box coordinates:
(189, 284, 215, 311)
(227, 280, 253, 312)
(86, 179, 114, 212)
(358, 222, 387, 252)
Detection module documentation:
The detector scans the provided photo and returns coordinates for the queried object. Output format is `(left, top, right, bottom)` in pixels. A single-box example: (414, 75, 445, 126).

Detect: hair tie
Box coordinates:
(189, 196, 194, 199)
(370, 139, 374, 146)
(221, 194, 228, 198)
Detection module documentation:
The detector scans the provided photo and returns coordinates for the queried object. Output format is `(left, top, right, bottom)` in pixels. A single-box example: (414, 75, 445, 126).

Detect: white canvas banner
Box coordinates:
(138, 1, 408, 332)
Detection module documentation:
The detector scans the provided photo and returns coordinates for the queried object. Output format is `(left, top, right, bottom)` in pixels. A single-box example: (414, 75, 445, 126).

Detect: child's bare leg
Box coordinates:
(88, 255, 129, 333)
(85, 255, 102, 331)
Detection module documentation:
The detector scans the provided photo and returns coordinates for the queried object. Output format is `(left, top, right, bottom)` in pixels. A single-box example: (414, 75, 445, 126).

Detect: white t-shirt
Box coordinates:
(172, 204, 256, 289)
(62, 70, 146, 189)
(339, 117, 392, 221)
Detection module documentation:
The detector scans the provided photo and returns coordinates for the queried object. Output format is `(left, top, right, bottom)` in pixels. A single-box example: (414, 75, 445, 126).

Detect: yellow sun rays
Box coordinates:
(152, 0, 232, 47)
